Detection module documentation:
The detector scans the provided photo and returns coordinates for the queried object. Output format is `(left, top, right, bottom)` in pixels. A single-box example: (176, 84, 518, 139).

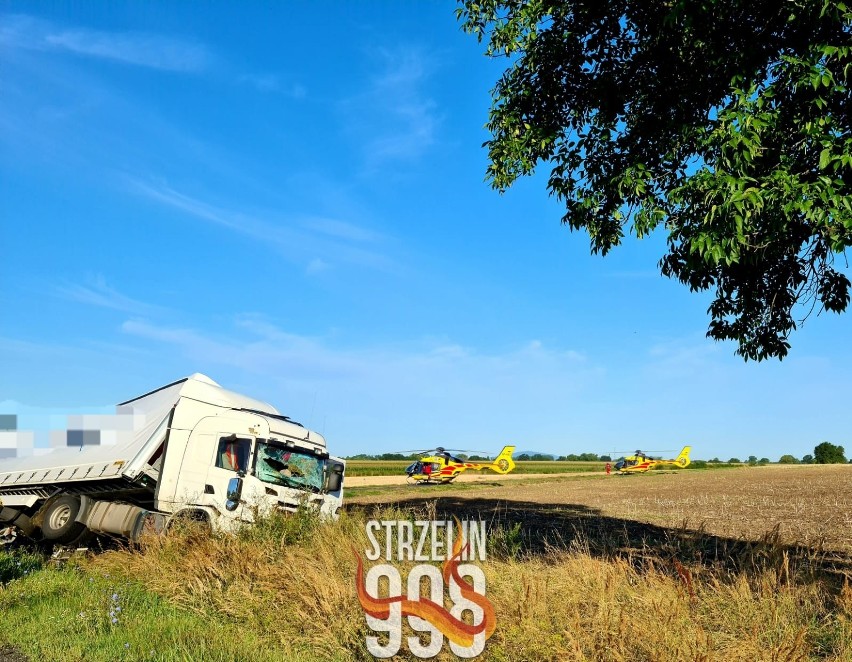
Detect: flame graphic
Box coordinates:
(355, 518, 496, 648)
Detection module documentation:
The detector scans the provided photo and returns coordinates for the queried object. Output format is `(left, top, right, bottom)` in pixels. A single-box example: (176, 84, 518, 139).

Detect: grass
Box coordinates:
(343, 471, 602, 500)
(344, 460, 603, 477)
(349, 465, 852, 553)
(3, 466, 851, 661)
(345, 460, 748, 477)
(0, 549, 293, 662)
(0, 506, 849, 659)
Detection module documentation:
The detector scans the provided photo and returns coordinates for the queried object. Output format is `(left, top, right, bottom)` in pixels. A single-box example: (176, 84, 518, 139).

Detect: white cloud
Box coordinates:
(340, 46, 440, 167)
(45, 30, 209, 72)
(118, 317, 600, 452)
(2, 14, 211, 72)
(306, 258, 330, 274)
(128, 178, 397, 271)
(644, 336, 727, 380)
(57, 275, 165, 316)
(302, 217, 384, 243)
(239, 73, 281, 92)
(5, 320, 849, 459)
(238, 73, 306, 98)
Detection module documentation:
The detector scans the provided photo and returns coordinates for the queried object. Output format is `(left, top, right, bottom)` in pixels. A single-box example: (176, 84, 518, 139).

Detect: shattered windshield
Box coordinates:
(255, 441, 324, 493)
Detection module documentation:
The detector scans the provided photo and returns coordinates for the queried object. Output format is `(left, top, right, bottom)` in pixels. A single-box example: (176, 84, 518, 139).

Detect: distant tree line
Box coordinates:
(556, 453, 610, 462)
(346, 453, 418, 461)
(777, 442, 847, 465)
(345, 452, 492, 461)
(693, 442, 847, 466)
(347, 442, 848, 464)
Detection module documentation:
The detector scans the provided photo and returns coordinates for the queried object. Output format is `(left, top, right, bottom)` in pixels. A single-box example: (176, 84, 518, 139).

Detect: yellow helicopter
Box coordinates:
(613, 446, 691, 474)
(404, 446, 516, 484)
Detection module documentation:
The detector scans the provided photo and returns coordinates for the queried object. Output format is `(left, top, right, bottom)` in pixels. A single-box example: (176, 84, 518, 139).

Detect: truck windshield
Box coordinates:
(255, 441, 324, 493)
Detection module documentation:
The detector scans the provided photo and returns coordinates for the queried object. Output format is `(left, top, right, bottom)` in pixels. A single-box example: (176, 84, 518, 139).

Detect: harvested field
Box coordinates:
(345, 470, 599, 487)
(344, 460, 600, 476)
(347, 464, 852, 578)
(4, 465, 852, 661)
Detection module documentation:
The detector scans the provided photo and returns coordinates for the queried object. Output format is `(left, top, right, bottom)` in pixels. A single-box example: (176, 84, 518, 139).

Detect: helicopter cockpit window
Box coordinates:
(406, 461, 423, 475)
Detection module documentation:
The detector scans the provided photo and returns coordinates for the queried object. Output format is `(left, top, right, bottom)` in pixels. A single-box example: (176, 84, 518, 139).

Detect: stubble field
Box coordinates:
(347, 464, 852, 553)
(343, 460, 603, 477)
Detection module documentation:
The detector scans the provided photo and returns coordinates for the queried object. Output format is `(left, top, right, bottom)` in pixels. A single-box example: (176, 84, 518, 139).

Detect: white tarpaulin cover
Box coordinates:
(0, 374, 279, 488)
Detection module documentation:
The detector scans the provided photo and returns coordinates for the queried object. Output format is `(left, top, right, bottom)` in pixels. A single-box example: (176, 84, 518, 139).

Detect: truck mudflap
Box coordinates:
(77, 496, 167, 541)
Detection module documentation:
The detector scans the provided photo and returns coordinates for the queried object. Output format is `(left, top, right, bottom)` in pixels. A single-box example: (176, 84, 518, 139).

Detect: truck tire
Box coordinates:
(168, 509, 213, 538)
(41, 495, 86, 543)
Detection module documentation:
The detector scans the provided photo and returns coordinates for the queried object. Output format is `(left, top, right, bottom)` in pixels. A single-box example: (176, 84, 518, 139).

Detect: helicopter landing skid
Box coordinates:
(407, 475, 456, 485)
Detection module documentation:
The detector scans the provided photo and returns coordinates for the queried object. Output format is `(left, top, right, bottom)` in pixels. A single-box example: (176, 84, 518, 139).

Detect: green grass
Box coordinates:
(343, 472, 604, 499)
(0, 549, 305, 662)
(344, 460, 603, 477)
(684, 460, 747, 470)
(3, 501, 852, 662)
(0, 548, 43, 583)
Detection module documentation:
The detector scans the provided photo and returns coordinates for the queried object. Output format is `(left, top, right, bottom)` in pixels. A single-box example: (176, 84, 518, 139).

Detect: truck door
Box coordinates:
(160, 412, 268, 527)
(206, 434, 254, 521)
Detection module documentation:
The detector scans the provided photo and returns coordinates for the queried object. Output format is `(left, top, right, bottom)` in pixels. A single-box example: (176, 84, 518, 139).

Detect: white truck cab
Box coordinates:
(0, 374, 345, 544)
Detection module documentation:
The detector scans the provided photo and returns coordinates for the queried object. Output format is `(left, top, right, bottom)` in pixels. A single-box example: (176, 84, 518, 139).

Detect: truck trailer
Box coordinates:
(0, 374, 345, 545)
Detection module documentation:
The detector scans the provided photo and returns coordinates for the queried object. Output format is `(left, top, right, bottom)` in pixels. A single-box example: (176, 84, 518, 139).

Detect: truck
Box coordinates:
(0, 374, 345, 545)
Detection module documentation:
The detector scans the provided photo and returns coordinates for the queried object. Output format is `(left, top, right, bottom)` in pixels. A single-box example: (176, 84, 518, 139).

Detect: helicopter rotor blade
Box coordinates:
(417, 448, 493, 455)
(391, 448, 494, 457)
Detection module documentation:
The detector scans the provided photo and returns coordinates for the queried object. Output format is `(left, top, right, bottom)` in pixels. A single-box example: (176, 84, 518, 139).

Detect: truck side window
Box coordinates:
(216, 437, 251, 473)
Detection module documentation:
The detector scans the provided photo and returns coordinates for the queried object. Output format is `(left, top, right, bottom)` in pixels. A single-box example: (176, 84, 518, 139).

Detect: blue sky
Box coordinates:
(1, 2, 849, 461)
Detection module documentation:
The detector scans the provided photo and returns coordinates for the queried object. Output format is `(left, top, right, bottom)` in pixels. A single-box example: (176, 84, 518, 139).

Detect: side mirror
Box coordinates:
(324, 462, 345, 493)
(225, 476, 243, 511)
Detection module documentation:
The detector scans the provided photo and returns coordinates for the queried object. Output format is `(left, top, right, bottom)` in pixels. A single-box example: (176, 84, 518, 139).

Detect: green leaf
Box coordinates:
(459, 0, 852, 361)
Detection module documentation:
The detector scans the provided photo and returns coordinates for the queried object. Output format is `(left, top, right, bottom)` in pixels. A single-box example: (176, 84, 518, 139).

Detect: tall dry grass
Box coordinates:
(88, 504, 852, 661)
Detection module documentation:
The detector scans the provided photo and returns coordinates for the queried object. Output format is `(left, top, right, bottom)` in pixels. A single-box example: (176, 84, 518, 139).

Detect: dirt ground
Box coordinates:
(347, 465, 852, 562)
(345, 471, 599, 487)
(0, 646, 29, 662)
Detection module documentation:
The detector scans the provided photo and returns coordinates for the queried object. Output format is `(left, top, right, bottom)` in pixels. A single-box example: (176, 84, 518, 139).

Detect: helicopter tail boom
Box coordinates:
(488, 445, 516, 474)
(674, 446, 691, 468)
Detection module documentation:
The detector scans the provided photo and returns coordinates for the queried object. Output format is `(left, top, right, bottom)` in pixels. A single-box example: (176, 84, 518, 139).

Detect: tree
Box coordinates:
(457, 1, 852, 360)
(758, 457, 771, 465)
(728, 457, 742, 464)
(748, 455, 759, 465)
(377, 453, 410, 461)
(778, 454, 800, 464)
(813, 441, 846, 463)
(802, 454, 815, 464)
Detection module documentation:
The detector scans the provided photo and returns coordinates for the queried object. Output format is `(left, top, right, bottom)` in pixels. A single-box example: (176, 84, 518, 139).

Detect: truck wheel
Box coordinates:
(169, 510, 212, 537)
(41, 496, 86, 543)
